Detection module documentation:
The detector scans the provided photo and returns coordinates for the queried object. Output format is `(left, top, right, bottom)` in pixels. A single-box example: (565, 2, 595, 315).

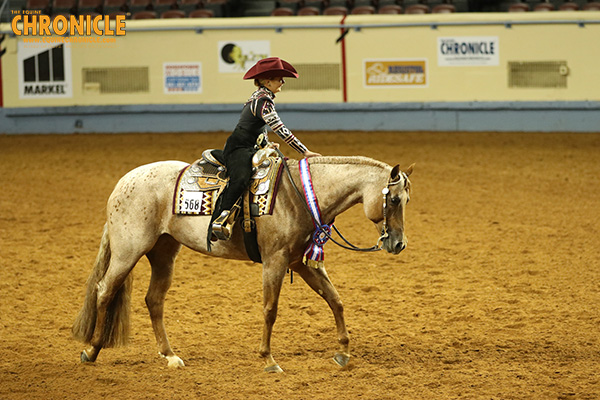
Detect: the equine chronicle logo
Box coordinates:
(364, 60, 428, 87)
(11, 10, 125, 37)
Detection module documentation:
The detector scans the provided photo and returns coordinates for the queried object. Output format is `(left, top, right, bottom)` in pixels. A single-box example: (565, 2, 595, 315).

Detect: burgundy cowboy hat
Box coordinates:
(243, 57, 299, 80)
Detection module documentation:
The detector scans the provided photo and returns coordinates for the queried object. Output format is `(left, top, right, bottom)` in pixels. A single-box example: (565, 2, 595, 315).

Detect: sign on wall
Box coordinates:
(364, 59, 428, 87)
(17, 41, 73, 99)
(438, 36, 499, 67)
(218, 40, 270, 74)
(164, 62, 202, 94)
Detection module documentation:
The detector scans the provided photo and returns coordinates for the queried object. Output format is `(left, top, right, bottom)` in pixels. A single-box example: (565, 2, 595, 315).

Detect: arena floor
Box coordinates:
(1, 131, 599, 399)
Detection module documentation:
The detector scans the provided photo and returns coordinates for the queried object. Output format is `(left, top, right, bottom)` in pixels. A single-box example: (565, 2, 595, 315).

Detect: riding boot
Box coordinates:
(211, 197, 242, 241)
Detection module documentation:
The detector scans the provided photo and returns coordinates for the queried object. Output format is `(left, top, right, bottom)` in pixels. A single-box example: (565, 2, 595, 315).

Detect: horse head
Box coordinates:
(367, 163, 413, 254)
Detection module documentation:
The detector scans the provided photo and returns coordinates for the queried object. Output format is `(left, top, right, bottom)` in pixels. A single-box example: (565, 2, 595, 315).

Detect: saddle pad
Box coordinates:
(172, 158, 227, 215)
(173, 156, 284, 216)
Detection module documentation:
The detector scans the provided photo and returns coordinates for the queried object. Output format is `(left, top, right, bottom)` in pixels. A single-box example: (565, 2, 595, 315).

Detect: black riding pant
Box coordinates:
(218, 146, 256, 213)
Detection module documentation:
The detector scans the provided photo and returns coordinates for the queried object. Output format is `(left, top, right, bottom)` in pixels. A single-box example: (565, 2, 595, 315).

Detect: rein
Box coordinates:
(276, 149, 396, 253)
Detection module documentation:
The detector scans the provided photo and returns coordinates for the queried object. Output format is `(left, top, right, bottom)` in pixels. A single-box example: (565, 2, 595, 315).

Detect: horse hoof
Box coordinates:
(80, 350, 91, 363)
(264, 364, 283, 373)
(165, 355, 185, 368)
(333, 352, 350, 368)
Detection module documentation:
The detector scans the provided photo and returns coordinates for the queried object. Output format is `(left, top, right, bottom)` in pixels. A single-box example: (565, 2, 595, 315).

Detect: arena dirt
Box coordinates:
(0, 131, 599, 399)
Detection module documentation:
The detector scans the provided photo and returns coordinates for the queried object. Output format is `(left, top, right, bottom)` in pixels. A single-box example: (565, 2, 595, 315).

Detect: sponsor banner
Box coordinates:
(438, 36, 499, 66)
(164, 62, 202, 94)
(18, 40, 73, 99)
(218, 40, 270, 73)
(364, 59, 427, 87)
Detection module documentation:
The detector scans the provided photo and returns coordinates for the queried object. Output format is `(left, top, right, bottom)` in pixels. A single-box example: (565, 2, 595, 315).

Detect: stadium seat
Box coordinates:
(378, 4, 402, 13)
(161, 9, 185, 16)
(204, 0, 228, 16)
(154, 0, 178, 13)
(52, 0, 77, 14)
(328, 0, 349, 7)
(51, 11, 73, 18)
(271, 6, 295, 15)
(432, 3, 455, 12)
(583, 1, 600, 10)
(297, 5, 320, 14)
(323, 5, 348, 14)
(277, 0, 301, 11)
(108, 10, 128, 16)
(351, 5, 375, 13)
(78, 0, 102, 14)
(188, 7, 213, 16)
(132, 9, 157, 17)
(558, 1, 578, 10)
(533, 1, 554, 10)
(353, 0, 375, 6)
(178, 0, 202, 13)
(26, 0, 51, 13)
(129, 0, 153, 13)
(508, 2, 530, 11)
(103, 0, 127, 14)
(303, 0, 324, 10)
(405, 3, 430, 13)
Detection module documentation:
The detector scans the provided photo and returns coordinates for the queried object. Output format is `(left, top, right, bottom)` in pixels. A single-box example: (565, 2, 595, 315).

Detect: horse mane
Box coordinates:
(287, 156, 391, 170)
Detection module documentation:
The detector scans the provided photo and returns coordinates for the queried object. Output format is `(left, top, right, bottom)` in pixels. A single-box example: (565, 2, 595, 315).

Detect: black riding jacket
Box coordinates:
(224, 86, 308, 155)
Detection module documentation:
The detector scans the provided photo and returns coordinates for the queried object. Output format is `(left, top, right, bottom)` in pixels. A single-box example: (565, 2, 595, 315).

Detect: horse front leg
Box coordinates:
(291, 261, 350, 368)
(145, 235, 184, 368)
(259, 256, 288, 373)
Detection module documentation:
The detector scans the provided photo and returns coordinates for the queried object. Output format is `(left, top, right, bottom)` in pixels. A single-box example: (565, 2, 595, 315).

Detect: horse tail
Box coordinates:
(72, 223, 133, 348)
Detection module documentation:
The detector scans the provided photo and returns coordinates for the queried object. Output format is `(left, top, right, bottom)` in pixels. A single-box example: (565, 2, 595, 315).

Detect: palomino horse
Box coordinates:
(72, 155, 413, 372)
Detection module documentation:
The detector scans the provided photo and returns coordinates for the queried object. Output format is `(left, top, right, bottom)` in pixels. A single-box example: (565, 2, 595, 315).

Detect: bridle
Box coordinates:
(277, 149, 406, 253)
(376, 174, 407, 250)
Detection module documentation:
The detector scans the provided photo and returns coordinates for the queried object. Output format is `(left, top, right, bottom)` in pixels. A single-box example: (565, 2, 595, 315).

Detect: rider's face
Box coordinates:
(263, 77, 285, 93)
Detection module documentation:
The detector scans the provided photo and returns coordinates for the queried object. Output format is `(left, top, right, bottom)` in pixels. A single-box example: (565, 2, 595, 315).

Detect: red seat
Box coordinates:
(378, 4, 402, 13)
(188, 8, 213, 16)
(508, 2, 530, 11)
(323, 5, 348, 15)
(78, 0, 102, 13)
(534, 2, 554, 11)
(132, 10, 157, 17)
(271, 6, 295, 15)
(432, 3, 455, 12)
(405, 4, 429, 13)
(297, 5, 320, 14)
(558, 2, 578, 10)
(583, 1, 600, 10)
(351, 5, 375, 14)
(161, 9, 185, 17)
(103, 0, 127, 14)
(52, 0, 76, 13)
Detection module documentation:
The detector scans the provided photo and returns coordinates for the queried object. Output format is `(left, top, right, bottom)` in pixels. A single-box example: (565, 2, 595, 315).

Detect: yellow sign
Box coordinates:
(364, 60, 427, 87)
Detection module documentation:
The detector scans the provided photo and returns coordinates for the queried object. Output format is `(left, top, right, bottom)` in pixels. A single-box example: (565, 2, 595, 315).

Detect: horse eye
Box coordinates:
(390, 196, 400, 205)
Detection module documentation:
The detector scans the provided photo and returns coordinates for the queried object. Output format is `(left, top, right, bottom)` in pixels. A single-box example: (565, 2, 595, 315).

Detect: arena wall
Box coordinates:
(1, 12, 600, 133)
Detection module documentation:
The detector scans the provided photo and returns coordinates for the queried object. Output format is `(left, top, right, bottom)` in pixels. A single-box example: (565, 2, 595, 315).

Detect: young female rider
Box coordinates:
(209, 57, 321, 242)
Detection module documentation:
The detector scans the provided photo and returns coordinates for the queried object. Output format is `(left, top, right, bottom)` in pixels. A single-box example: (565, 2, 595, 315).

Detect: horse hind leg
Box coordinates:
(145, 234, 184, 368)
(291, 261, 350, 368)
(82, 253, 138, 363)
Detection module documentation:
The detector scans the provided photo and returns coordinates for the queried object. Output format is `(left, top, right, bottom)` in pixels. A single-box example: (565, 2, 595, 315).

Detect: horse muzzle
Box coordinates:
(382, 234, 407, 254)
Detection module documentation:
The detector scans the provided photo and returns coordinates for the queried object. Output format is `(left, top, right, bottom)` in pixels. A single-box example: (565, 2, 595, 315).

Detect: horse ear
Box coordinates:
(391, 164, 401, 181)
(404, 163, 415, 177)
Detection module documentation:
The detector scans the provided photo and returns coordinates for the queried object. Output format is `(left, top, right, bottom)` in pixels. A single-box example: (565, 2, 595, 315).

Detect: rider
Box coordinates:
(209, 57, 321, 243)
